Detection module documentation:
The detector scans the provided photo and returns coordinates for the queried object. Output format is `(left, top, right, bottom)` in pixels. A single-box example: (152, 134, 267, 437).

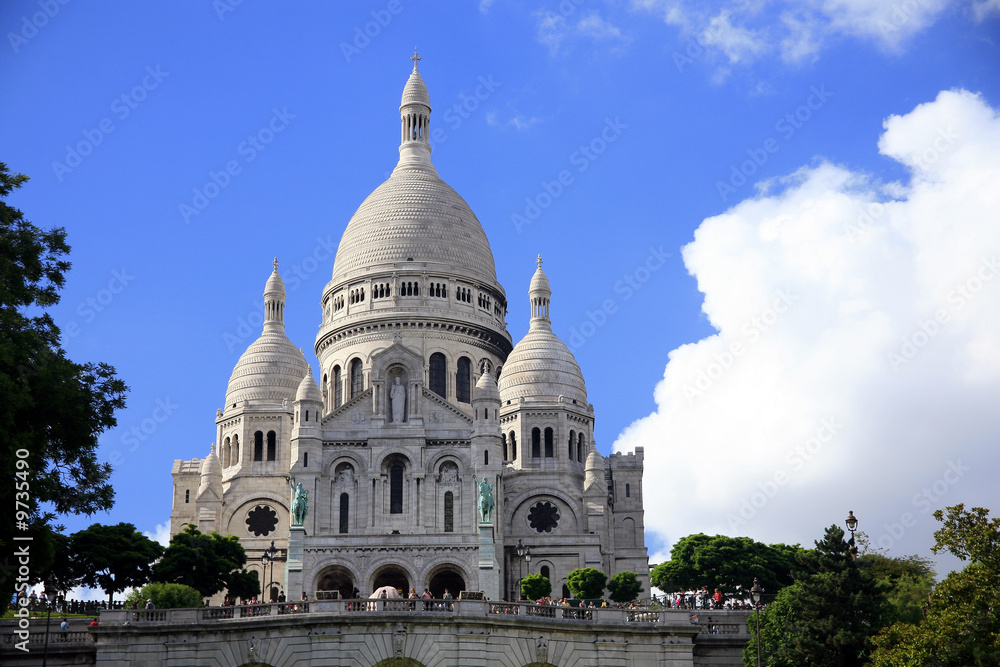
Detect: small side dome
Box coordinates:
(296, 366, 323, 404)
(474, 370, 500, 403)
(200, 443, 222, 478)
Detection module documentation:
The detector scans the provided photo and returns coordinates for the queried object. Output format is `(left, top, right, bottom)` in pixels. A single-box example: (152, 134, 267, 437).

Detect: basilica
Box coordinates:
(170, 56, 648, 604)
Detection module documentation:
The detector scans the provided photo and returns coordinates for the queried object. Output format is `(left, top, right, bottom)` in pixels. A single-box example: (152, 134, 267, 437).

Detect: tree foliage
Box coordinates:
(226, 569, 261, 603)
(650, 533, 805, 598)
(858, 551, 934, 625)
(152, 524, 249, 598)
(126, 582, 203, 609)
(566, 567, 607, 599)
(607, 571, 644, 603)
(520, 574, 551, 601)
(870, 505, 1000, 666)
(744, 525, 892, 666)
(71, 522, 164, 604)
(0, 162, 128, 602)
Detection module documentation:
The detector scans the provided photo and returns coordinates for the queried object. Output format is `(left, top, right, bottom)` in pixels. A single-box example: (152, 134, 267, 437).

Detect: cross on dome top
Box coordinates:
(273, 257, 279, 271)
(410, 48, 421, 71)
(537, 254, 543, 268)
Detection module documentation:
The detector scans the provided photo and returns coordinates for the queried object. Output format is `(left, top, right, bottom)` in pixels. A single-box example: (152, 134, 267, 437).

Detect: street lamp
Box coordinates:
(260, 540, 279, 602)
(513, 539, 532, 600)
(845, 510, 859, 559)
(750, 577, 764, 667)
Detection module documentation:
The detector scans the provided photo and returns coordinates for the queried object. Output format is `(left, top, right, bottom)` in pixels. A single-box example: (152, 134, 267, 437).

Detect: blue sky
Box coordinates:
(3, 1, 999, 581)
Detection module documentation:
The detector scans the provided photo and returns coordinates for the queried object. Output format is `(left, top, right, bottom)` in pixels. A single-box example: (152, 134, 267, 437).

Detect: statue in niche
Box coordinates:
(290, 477, 309, 526)
(439, 462, 458, 484)
(476, 475, 495, 523)
(335, 464, 355, 485)
(390, 376, 407, 423)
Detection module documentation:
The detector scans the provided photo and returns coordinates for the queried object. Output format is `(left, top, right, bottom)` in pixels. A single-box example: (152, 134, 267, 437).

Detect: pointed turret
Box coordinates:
(264, 257, 286, 333)
(528, 254, 552, 330)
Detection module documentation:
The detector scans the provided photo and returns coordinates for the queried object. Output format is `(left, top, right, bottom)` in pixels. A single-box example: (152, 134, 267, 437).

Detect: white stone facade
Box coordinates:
(171, 57, 649, 604)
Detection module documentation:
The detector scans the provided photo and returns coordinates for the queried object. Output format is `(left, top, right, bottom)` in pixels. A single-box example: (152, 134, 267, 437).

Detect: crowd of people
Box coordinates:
(655, 586, 760, 611)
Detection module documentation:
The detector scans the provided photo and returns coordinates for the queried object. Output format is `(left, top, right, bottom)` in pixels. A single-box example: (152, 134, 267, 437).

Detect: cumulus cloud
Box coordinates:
(144, 520, 172, 547)
(534, 8, 630, 55)
(615, 90, 1000, 570)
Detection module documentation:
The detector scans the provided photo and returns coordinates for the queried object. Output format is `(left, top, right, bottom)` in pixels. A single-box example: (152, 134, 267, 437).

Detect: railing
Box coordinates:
(100, 601, 750, 635)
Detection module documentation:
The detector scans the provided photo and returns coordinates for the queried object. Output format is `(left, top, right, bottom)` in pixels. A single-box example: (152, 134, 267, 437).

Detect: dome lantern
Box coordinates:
(398, 48, 433, 169)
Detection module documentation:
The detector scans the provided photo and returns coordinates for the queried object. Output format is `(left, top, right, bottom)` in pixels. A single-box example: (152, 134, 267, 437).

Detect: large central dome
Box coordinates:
(329, 61, 498, 288)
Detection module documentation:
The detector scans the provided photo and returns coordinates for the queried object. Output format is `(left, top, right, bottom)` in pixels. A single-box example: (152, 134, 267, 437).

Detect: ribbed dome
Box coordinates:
(226, 262, 308, 408)
(330, 168, 498, 284)
(498, 327, 588, 405)
(329, 55, 498, 288)
(296, 366, 322, 403)
(200, 444, 222, 478)
(499, 257, 587, 406)
(225, 332, 308, 407)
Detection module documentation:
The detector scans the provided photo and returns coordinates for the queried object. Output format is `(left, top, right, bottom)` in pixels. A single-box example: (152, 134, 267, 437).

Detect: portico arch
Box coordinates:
(426, 563, 467, 598)
(315, 564, 358, 600)
(371, 564, 411, 596)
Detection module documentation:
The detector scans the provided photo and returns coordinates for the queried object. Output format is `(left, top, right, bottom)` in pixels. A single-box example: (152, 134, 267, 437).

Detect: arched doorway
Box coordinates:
(427, 567, 466, 599)
(372, 565, 410, 596)
(316, 565, 357, 599)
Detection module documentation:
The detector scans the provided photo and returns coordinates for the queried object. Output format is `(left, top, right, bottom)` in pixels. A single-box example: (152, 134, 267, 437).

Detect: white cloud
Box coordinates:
(700, 9, 768, 64)
(577, 12, 629, 43)
(535, 9, 631, 55)
(479, 0, 496, 14)
(616, 90, 1000, 571)
(632, 0, 991, 72)
(144, 520, 172, 547)
(535, 10, 570, 55)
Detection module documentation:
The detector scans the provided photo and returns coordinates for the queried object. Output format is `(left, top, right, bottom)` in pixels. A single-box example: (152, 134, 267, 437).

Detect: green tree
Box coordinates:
(520, 574, 551, 601)
(566, 567, 607, 599)
(858, 551, 934, 625)
(71, 522, 164, 605)
(152, 524, 249, 598)
(0, 163, 128, 603)
(226, 569, 261, 603)
(870, 505, 1000, 666)
(126, 582, 203, 609)
(744, 525, 891, 666)
(607, 571, 644, 603)
(650, 534, 805, 599)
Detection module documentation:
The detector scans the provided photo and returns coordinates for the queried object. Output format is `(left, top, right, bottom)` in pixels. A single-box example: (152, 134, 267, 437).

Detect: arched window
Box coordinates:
(484, 450, 489, 465)
(578, 433, 584, 463)
(544, 428, 554, 458)
(568, 431, 575, 460)
(531, 428, 541, 458)
(223, 437, 231, 468)
(456, 357, 471, 403)
(185, 489, 189, 503)
(429, 352, 446, 398)
(233, 435, 239, 464)
(390, 464, 403, 514)
(350, 359, 363, 398)
(305, 410, 309, 422)
(254, 431, 264, 461)
(444, 491, 454, 533)
(266, 431, 276, 461)
(303, 452, 309, 468)
(625, 483, 631, 498)
(339, 493, 349, 534)
(333, 365, 342, 407)
(540, 565, 550, 579)
(502, 434, 508, 461)
(510, 432, 517, 461)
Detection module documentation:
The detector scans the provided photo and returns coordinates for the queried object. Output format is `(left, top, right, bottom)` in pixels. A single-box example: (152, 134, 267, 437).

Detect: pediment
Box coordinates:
(371, 340, 423, 381)
(322, 388, 372, 427)
(422, 388, 473, 425)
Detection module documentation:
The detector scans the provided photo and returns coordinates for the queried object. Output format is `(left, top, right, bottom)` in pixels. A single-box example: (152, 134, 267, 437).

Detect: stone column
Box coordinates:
(478, 524, 500, 601)
(285, 525, 306, 600)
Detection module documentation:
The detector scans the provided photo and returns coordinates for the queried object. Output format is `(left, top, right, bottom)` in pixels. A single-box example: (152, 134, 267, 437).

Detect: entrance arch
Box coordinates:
(371, 565, 410, 596)
(316, 565, 357, 599)
(427, 566, 466, 599)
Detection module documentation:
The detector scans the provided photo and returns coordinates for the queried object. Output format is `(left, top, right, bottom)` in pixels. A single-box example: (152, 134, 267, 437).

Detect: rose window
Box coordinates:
(246, 505, 278, 536)
(528, 501, 560, 533)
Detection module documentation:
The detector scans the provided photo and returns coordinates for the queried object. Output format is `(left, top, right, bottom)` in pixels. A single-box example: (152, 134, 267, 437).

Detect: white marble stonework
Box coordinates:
(170, 55, 649, 606)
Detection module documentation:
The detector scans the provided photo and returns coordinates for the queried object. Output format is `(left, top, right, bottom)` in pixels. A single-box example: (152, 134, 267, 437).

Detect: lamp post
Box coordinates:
(260, 540, 279, 602)
(514, 539, 531, 600)
(260, 552, 271, 602)
(845, 510, 859, 560)
(41, 580, 56, 667)
(750, 577, 764, 667)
